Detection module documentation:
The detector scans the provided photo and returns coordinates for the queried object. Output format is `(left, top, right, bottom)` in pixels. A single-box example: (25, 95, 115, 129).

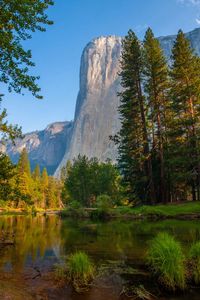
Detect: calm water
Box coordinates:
(0, 215, 200, 299)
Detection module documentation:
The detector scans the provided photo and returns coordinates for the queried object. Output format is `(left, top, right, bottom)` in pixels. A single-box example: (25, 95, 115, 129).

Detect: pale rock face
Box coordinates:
(1, 121, 73, 175)
(55, 36, 122, 175)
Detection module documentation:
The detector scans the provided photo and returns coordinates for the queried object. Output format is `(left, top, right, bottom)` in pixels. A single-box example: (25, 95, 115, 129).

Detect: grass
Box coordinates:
(147, 232, 186, 291)
(115, 201, 200, 217)
(67, 251, 95, 292)
(189, 241, 200, 284)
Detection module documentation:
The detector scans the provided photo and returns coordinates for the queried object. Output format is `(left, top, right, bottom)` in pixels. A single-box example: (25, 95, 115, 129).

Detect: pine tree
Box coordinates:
(118, 30, 155, 203)
(40, 168, 49, 208)
(17, 148, 31, 176)
(32, 164, 40, 181)
(170, 30, 200, 201)
(143, 28, 170, 203)
(16, 148, 32, 205)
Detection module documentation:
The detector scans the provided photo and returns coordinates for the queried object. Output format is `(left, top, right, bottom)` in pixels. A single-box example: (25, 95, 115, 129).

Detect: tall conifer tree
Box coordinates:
(143, 28, 169, 203)
(118, 30, 155, 203)
(170, 30, 200, 201)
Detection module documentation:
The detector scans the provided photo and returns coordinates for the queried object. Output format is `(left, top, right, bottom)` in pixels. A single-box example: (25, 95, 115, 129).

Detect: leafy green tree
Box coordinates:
(0, 153, 16, 201)
(0, 101, 22, 143)
(63, 155, 122, 207)
(0, 0, 53, 145)
(0, 0, 54, 98)
(65, 155, 92, 206)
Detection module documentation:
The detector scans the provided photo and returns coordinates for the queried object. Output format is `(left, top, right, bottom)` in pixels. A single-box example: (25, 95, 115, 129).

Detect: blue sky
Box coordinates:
(3, 0, 200, 133)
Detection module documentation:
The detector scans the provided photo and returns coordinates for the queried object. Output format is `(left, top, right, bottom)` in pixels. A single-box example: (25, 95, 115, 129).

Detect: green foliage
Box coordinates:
(0, 153, 16, 201)
(63, 155, 121, 207)
(91, 194, 113, 219)
(69, 200, 82, 209)
(0, 148, 62, 209)
(0, 0, 54, 99)
(147, 232, 186, 290)
(117, 27, 200, 204)
(67, 251, 95, 292)
(0, 101, 22, 143)
(96, 194, 113, 209)
(189, 241, 200, 284)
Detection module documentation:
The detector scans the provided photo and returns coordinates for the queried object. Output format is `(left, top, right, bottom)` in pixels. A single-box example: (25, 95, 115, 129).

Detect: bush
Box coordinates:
(90, 194, 113, 220)
(96, 194, 113, 209)
(189, 241, 200, 284)
(147, 232, 186, 291)
(67, 251, 95, 292)
(69, 200, 82, 209)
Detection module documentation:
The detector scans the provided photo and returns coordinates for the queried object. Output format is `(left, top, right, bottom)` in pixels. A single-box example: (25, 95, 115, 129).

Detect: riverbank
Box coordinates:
(0, 201, 199, 220)
(61, 201, 200, 220)
(0, 208, 62, 216)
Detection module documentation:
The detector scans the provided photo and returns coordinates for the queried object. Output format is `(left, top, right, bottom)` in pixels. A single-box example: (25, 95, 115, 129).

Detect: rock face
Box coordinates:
(55, 36, 122, 175)
(1, 121, 73, 175)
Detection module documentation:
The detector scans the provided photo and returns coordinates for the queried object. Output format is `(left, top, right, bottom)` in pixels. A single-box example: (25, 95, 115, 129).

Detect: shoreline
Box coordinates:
(0, 201, 199, 221)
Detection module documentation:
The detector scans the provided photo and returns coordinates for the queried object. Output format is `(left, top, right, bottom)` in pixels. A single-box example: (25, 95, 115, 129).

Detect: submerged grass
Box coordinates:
(147, 232, 186, 291)
(67, 251, 95, 292)
(189, 241, 200, 284)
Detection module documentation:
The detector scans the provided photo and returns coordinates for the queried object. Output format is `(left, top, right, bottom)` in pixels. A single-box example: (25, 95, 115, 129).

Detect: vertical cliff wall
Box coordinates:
(55, 36, 122, 175)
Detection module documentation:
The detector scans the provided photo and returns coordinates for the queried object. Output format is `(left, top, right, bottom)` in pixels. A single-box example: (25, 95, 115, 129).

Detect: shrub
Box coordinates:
(69, 200, 82, 209)
(96, 194, 113, 209)
(147, 232, 186, 291)
(90, 194, 113, 220)
(189, 241, 200, 284)
(67, 251, 95, 292)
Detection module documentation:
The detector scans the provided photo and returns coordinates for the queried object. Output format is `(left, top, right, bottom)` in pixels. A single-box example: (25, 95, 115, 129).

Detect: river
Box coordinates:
(0, 215, 199, 299)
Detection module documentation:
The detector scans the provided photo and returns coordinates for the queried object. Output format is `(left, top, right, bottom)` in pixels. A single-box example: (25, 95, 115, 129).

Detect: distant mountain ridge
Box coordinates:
(0, 121, 73, 175)
(2, 28, 200, 176)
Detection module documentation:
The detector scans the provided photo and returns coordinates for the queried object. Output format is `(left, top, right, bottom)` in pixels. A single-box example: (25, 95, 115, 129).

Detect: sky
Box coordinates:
(3, 0, 200, 133)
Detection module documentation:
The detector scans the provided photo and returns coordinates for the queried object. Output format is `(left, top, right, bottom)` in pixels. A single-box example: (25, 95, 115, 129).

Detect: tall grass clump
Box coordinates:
(147, 232, 186, 291)
(67, 251, 95, 292)
(189, 241, 200, 284)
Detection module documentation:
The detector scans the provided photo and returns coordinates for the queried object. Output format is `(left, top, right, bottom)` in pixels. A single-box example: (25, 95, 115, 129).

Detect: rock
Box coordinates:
(55, 36, 122, 176)
(0, 121, 73, 175)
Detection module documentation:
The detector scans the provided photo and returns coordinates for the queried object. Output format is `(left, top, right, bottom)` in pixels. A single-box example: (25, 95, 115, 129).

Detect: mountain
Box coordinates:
(55, 36, 122, 176)
(0, 121, 73, 175)
(2, 28, 200, 176)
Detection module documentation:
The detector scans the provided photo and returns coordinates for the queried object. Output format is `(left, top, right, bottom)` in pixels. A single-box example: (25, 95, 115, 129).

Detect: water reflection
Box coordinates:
(0, 216, 199, 273)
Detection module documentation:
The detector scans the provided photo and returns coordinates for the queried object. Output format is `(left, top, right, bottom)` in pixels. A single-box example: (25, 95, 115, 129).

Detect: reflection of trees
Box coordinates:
(0, 215, 63, 272)
(0, 216, 199, 273)
(61, 219, 200, 264)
